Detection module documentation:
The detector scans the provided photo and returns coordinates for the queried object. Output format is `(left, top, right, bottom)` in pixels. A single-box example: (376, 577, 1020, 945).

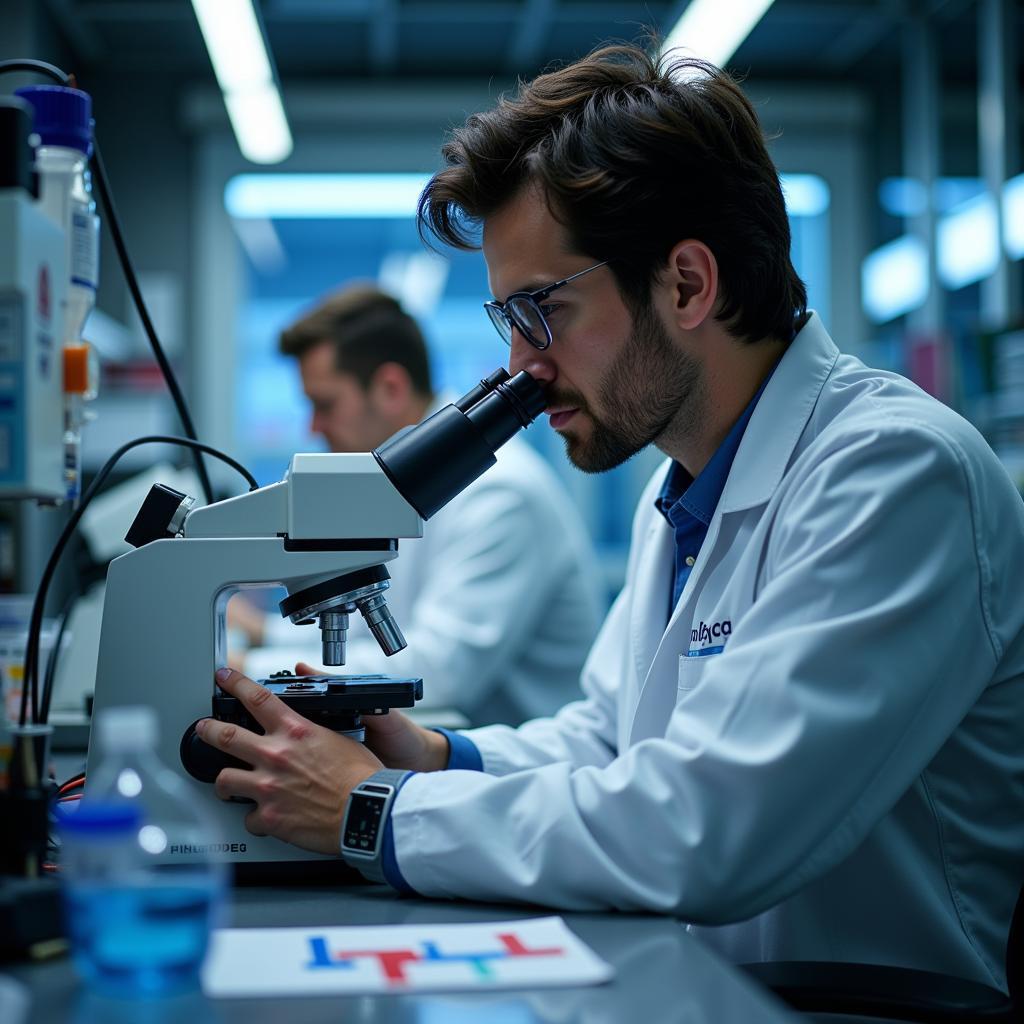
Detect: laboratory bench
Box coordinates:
(3, 882, 809, 1024)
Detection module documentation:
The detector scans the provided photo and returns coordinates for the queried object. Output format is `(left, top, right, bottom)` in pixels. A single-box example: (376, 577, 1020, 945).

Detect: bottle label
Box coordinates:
(70, 205, 99, 291)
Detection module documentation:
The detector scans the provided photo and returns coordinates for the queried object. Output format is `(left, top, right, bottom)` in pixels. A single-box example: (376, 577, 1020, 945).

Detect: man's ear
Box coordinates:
(368, 362, 413, 413)
(664, 240, 719, 331)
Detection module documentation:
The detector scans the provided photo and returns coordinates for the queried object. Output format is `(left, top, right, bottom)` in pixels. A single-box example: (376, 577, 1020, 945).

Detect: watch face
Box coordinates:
(344, 792, 385, 853)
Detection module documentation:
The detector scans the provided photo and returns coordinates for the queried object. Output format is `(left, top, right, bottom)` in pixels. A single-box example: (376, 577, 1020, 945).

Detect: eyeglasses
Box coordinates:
(483, 260, 608, 350)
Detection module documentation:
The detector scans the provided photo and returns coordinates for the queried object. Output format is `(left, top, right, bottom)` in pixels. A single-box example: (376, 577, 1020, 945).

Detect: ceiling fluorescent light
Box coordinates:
(1004, 174, 1024, 259)
(662, 0, 777, 68)
(937, 193, 999, 290)
(861, 235, 928, 324)
(191, 0, 271, 92)
(192, 0, 293, 164)
(225, 174, 433, 219)
(224, 85, 292, 165)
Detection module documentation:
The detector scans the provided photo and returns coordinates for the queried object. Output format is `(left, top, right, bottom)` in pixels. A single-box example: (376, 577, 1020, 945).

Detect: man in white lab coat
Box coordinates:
(230, 284, 602, 726)
(199, 45, 1024, 988)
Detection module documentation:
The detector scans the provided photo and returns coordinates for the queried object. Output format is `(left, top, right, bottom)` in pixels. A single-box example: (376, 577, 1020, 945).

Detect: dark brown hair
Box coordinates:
(419, 44, 806, 344)
(279, 284, 433, 395)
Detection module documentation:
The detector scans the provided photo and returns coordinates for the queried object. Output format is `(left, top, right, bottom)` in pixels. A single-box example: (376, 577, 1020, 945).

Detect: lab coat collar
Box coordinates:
(718, 311, 840, 514)
(627, 313, 840, 735)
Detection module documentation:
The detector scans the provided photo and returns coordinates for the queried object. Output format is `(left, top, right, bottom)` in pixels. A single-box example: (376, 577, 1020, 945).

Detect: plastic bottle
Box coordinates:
(59, 707, 226, 995)
(14, 85, 100, 506)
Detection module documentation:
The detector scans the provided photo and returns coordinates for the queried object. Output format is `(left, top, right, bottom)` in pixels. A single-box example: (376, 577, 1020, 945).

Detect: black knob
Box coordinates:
(125, 483, 192, 548)
(179, 721, 249, 783)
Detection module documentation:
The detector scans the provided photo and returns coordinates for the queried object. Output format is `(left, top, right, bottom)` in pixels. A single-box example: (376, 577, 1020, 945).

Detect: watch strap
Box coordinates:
(341, 769, 411, 883)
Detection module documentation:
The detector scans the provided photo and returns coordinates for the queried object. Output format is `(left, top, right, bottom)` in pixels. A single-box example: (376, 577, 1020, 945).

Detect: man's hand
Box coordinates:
(197, 667, 383, 856)
(295, 661, 450, 773)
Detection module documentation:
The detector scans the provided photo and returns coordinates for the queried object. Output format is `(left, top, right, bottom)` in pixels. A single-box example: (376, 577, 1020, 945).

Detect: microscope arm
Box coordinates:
(183, 453, 423, 543)
(183, 481, 287, 538)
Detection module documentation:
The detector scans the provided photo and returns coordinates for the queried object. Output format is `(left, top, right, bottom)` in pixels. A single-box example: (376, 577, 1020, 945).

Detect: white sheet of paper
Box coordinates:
(202, 916, 614, 997)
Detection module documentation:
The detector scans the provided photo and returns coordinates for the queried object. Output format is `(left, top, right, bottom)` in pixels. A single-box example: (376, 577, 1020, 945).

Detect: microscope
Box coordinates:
(86, 369, 544, 870)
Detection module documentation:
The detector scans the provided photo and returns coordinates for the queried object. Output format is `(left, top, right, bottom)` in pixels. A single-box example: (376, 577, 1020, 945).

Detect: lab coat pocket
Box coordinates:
(677, 652, 718, 694)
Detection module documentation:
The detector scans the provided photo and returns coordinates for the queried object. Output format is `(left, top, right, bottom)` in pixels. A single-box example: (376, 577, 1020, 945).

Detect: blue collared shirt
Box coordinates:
(655, 376, 772, 615)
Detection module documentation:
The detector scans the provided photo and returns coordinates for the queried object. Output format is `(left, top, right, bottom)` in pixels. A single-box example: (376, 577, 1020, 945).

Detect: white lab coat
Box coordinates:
(391, 314, 1024, 989)
(249, 404, 603, 725)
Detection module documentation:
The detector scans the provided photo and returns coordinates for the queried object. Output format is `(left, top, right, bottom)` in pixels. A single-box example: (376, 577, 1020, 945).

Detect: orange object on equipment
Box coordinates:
(63, 344, 91, 394)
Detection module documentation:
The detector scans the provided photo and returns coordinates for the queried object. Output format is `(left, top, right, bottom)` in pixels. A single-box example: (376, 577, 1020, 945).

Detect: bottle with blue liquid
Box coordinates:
(60, 707, 226, 995)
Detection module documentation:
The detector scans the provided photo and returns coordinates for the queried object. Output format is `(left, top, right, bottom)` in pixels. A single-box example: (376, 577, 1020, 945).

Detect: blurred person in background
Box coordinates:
(230, 284, 602, 726)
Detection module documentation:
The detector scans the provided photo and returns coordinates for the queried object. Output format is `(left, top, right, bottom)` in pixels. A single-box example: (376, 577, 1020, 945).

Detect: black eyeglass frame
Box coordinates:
(483, 260, 609, 350)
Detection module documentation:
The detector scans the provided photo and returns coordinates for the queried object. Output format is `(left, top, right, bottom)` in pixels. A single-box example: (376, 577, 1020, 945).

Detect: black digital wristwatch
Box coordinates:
(340, 769, 410, 882)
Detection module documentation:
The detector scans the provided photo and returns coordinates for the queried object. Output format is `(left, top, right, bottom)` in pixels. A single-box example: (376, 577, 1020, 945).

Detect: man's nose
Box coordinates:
(508, 329, 556, 386)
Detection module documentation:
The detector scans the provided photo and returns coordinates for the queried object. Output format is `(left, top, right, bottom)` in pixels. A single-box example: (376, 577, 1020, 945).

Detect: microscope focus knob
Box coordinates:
(179, 720, 249, 783)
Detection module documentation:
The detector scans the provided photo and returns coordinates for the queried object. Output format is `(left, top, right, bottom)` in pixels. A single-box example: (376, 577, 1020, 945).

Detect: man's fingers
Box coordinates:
(244, 807, 270, 837)
(195, 716, 263, 767)
(214, 667, 296, 733)
(362, 708, 406, 735)
(294, 661, 319, 676)
(213, 766, 258, 802)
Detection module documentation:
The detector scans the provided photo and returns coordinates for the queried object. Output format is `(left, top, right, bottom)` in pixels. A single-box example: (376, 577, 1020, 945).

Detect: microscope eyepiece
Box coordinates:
(465, 373, 545, 451)
(373, 368, 544, 521)
(453, 368, 511, 414)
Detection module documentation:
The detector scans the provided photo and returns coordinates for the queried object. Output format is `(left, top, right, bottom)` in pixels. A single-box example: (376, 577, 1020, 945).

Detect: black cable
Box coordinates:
(39, 590, 76, 726)
(0, 59, 67, 83)
(89, 142, 214, 505)
(19, 435, 258, 727)
(0, 58, 215, 505)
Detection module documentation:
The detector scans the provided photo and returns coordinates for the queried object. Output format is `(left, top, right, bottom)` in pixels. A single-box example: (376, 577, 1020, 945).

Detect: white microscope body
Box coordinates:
(88, 453, 422, 867)
(87, 369, 546, 870)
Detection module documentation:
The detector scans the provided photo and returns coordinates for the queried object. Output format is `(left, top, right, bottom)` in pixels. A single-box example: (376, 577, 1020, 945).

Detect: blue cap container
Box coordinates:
(14, 85, 93, 156)
(57, 801, 141, 834)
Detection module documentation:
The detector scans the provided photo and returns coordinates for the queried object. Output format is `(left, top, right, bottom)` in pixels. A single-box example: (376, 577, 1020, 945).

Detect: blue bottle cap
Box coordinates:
(14, 85, 93, 156)
(57, 800, 141, 834)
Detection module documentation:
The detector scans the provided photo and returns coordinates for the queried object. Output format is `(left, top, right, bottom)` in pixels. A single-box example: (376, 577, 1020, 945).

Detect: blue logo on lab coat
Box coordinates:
(687, 618, 731, 657)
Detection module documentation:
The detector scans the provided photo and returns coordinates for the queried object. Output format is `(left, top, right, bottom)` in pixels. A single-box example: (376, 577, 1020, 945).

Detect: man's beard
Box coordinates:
(553, 302, 704, 474)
